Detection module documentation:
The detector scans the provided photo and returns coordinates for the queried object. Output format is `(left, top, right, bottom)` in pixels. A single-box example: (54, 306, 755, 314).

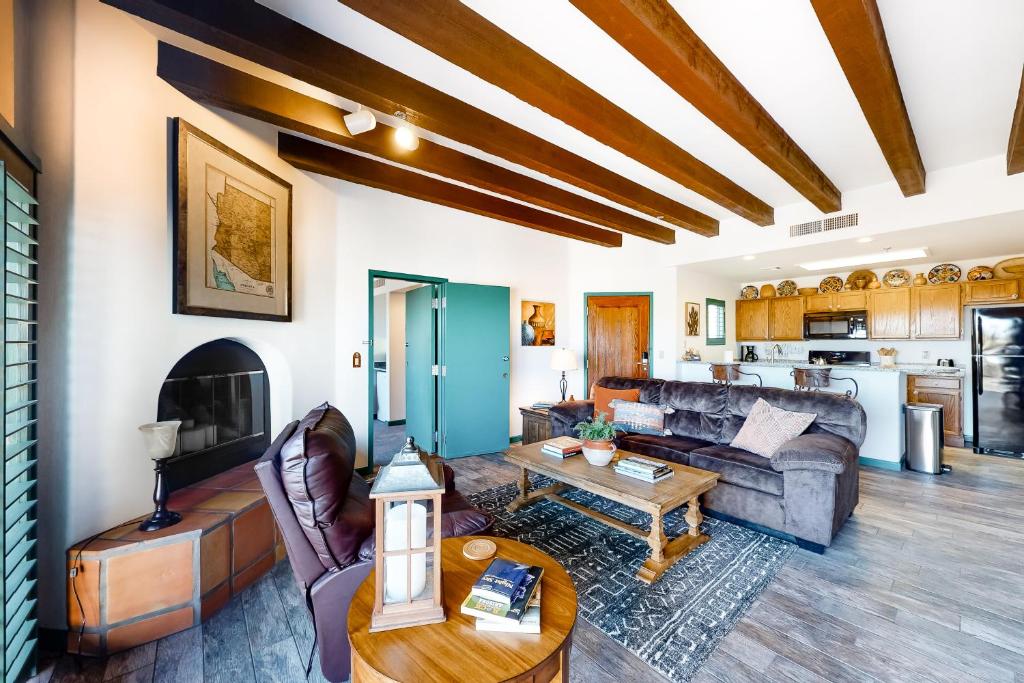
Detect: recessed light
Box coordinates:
(799, 248, 928, 271)
(742, 255, 755, 261)
(856, 236, 874, 244)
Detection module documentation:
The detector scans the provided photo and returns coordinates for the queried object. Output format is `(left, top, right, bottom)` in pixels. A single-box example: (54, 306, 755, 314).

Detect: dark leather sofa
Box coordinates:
(550, 378, 866, 551)
(255, 403, 492, 682)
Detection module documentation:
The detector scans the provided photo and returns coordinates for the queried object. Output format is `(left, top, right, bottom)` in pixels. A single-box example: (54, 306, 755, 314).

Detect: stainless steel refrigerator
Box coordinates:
(972, 307, 1024, 457)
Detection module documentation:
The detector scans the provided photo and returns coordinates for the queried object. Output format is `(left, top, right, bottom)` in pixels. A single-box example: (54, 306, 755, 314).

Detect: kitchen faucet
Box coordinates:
(769, 343, 784, 363)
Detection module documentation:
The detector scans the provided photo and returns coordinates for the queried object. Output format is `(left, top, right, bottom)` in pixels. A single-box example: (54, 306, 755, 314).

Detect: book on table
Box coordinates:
(614, 456, 674, 482)
(462, 565, 544, 624)
(475, 582, 542, 634)
(470, 557, 532, 605)
(614, 466, 674, 483)
(540, 436, 582, 458)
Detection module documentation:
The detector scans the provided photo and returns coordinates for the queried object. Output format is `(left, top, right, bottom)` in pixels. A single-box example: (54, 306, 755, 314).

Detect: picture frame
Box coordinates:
(173, 118, 292, 321)
(685, 301, 700, 337)
(521, 300, 555, 346)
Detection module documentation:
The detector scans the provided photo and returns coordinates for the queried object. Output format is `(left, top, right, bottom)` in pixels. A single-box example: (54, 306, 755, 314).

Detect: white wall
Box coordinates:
(677, 270, 737, 362)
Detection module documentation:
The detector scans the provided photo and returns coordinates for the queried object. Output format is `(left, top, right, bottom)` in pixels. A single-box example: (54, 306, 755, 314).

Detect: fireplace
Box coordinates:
(157, 339, 270, 491)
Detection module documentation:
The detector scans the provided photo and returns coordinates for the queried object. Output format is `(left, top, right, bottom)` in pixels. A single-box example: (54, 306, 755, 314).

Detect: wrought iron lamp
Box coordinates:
(550, 348, 577, 402)
(138, 420, 182, 532)
(368, 437, 446, 631)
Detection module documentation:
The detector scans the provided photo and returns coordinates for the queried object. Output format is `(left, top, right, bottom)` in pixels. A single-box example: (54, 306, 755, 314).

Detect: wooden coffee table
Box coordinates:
(504, 443, 719, 584)
(348, 536, 577, 683)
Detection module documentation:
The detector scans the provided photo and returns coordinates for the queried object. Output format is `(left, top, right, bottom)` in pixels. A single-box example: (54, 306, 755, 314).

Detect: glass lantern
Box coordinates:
(368, 437, 446, 631)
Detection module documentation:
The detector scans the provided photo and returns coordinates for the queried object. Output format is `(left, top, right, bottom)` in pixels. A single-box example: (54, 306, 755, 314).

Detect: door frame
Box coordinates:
(367, 270, 447, 474)
(582, 292, 654, 394)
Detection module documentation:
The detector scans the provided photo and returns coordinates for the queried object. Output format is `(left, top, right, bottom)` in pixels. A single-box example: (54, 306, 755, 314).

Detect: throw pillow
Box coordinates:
(610, 398, 673, 435)
(730, 398, 817, 458)
(593, 385, 640, 420)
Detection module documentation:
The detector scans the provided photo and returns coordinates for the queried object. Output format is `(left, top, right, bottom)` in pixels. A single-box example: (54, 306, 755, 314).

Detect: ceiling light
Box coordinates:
(742, 255, 755, 261)
(343, 108, 377, 135)
(799, 248, 928, 271)
(856, 236, 874, 244)
(394, 124, 420, 151)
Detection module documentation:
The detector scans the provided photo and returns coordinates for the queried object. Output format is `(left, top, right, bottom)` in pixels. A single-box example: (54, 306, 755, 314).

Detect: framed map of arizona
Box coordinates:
(173, 119, 292, 321)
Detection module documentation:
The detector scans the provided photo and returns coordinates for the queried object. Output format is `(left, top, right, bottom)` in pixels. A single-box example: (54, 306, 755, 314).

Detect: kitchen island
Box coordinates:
(677, 360, 965, 469)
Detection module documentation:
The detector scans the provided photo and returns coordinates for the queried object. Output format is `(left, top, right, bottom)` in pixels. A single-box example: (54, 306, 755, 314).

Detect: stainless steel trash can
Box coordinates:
(906, 403, 948, 474)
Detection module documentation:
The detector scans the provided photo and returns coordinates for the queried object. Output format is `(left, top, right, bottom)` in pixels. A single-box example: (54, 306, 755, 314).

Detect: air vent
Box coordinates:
(373, 278, 385, 288)
(789, 212, 859, 237)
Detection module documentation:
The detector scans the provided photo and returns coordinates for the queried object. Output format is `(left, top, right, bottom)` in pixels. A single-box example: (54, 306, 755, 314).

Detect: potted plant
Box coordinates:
(573, 412, 618, 466)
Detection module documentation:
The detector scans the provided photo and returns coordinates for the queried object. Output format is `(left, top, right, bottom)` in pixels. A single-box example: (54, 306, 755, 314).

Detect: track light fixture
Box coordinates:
(392, 111, 420, 151)
(343, 106, 377, 135)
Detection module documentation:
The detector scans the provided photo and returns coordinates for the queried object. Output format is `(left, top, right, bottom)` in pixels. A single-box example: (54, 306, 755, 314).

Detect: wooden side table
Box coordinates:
(519, 406, 552, 445)
(348, 537, 577, 683)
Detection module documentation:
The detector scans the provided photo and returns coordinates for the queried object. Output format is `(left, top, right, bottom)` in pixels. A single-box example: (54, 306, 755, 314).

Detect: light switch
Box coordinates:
(353, 352, 362, 368)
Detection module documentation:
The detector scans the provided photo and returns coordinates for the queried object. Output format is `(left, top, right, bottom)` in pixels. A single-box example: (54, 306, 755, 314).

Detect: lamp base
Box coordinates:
(138, 510, 182, 532)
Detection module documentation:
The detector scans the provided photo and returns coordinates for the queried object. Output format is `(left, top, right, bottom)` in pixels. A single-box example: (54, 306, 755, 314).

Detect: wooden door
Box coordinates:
(586, 295, 650, 390)
(908, 375, 964, 447)
(869, 288, 911, 339)
(804, 293, 833, 313)
(769, 297, 805, 340)
(962, 279, 1019, 304)
(912, 283, 961, 339)
(735, 299, 769, 341)
(834, 290, 868, 311)
(405, 285, 438, 452)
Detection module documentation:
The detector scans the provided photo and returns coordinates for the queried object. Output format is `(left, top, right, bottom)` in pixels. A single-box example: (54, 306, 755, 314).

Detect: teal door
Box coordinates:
(405, 285, 437, 452)
(441, 283, 510, 457)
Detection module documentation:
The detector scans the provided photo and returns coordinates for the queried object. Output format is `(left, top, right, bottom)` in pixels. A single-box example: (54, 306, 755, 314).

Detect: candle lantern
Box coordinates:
(368, 436, 445, 631)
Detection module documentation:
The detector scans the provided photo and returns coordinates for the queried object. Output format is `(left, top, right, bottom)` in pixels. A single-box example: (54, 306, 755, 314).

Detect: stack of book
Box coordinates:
(461, 557, 544, 633)
(531, 401, 555, 410)
(541, 436, 582, 458)
(614, 456, 674, 482)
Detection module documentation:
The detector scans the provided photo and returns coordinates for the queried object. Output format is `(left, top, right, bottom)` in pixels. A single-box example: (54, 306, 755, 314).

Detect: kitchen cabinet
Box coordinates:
(805, 293, 833, 313)
(768, 297, 805, 340)
(962, 279, 1020, 305)
(805, 290, 867, 312)
(907, 374, 964, 447)
(912, 283, 961, 339)
(736, 299, 769, 341)
(869, 288, 911, 339)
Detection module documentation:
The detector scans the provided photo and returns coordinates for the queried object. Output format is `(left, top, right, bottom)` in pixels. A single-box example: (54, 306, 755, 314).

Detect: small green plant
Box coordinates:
(573, 412, 616, 441)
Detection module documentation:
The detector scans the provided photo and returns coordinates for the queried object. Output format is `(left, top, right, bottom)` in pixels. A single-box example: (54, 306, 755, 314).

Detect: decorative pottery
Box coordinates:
(845, 269, 878, 290)
(883, 269, 911, 287)
(913, 273, 928, 286)
(993, 257, 1024, 279)
(818, 276, 844, 293)
(928, 263, 961, 284)
(797, 287, 818, 296)
(760, 284, 776, 298)
(527, 304, 546, 347)
(740, 285, 759, 300)
(777, 280, 798, 297)
(521, 322, 535, 346)
(866, 280, 882, 289)
(967, 266, 994, 281)
(581, 439, 616, 467)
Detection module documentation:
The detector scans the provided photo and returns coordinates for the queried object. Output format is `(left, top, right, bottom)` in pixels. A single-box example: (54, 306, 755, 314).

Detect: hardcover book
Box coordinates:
(462, 566, 543, 622)
(476, 582, 542, 634)
(470, 558, 531, 605)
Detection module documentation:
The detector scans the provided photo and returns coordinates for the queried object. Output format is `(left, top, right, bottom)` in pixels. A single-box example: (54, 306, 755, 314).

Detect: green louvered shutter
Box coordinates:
(1, 162, 38, 683)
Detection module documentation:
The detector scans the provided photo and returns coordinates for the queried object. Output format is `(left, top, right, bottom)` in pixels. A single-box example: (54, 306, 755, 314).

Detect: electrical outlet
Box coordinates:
(658, 350, 664, 359)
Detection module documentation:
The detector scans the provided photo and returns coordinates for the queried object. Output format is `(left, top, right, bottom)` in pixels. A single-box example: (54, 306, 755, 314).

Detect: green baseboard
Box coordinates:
(858, 456, 903, 471)
(509, 435, 523, 444)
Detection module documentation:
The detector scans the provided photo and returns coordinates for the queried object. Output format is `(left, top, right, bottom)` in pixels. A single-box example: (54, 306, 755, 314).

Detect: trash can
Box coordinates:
(905, 403, 950, 474)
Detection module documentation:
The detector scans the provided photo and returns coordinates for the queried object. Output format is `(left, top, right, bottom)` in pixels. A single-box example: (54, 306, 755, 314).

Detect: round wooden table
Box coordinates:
(348, 536, 578, 682)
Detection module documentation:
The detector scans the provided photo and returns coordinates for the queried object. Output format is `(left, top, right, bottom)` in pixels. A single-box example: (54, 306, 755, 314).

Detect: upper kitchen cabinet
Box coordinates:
(805, 290, 867, 313)
(768, 297, 805, 340)
(962, 279, 1020, 305)
(912, 283, 961, 339)
(736, 298, 769, 341)
(869, 287, 911, 339)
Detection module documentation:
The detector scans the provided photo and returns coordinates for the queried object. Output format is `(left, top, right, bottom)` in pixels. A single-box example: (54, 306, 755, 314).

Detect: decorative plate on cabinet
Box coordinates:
(845, 269, 878, 290)
(993, 257, 1024, 279)
(777, 280, 798, 297)
(883, 269, 911, 287)
(967, 265, 994, 281)
(740, 285, 759, 300)
(927, 263, 961, 284)
(760, 284, 776, 298)
(818, 276, 844, 293)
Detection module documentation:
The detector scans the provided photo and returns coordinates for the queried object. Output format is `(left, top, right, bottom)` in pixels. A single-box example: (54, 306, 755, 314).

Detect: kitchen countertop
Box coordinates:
(678, 359, 965, 376)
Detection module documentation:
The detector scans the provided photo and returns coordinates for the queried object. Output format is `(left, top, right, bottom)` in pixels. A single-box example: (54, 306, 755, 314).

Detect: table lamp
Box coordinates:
(550, 348, 578, 402)
(138, 420, 182, 532)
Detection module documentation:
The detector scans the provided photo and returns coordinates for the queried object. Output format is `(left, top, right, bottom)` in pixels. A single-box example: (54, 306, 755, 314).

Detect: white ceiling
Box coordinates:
(256, 0, 1024, 235)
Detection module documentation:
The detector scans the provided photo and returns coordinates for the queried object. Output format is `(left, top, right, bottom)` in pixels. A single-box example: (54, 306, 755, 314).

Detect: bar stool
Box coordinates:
(791, 367, 858, 399)
(709, 363, 762, 387)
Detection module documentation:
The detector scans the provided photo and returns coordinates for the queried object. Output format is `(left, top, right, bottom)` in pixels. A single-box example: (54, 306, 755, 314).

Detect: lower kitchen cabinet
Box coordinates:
(907, 374, 964, 447)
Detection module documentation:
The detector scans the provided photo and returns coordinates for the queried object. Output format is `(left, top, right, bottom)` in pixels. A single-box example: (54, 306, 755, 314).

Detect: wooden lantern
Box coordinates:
(367, 437, 446, 632)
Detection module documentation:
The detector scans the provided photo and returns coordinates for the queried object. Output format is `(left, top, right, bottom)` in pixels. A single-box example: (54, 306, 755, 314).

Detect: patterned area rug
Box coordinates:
(468, 478, 795, 682)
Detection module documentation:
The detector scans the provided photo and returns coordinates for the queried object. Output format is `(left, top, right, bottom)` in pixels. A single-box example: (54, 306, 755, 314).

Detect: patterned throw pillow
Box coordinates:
(730, 398, 817, 458)
(593, 386, 641, 420)
(610, 399, 674, 436)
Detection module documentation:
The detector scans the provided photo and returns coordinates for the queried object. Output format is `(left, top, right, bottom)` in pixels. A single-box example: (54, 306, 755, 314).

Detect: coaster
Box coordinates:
(462, 538, 497, 561)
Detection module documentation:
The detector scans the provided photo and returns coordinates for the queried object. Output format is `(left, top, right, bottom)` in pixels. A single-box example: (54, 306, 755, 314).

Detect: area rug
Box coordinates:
(468, 478, 795, 682)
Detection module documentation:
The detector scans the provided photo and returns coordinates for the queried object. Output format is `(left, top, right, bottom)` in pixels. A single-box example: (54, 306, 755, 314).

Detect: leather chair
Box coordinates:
(255, 403, 493, 682)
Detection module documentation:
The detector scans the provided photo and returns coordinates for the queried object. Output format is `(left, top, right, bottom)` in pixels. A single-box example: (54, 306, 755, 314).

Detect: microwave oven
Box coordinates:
(803, 311, 868, 339)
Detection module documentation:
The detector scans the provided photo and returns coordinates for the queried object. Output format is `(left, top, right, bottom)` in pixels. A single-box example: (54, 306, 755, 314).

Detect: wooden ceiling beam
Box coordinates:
(156, 43, 674, 244)
(278, 134, 623, 247)
(811, 0, 925, 196)
(339, 0, 773, 226)
(1008, 66, 1024, 175)
(101, 0, 716, 237)
(570, 0, 841, 214)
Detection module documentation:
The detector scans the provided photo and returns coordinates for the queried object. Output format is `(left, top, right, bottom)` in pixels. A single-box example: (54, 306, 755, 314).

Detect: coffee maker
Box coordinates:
(742, 345, 758, 362)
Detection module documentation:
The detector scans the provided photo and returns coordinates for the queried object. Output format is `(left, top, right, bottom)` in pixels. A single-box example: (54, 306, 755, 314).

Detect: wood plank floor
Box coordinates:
(37, 446, 1024, 682)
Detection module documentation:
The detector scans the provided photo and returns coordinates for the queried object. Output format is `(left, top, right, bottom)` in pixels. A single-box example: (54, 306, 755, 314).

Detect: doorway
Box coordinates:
(584, 293, 653, 394)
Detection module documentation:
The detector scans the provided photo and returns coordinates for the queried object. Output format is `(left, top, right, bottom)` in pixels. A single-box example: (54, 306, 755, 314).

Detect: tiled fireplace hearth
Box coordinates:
(66, 462, 283, 656)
